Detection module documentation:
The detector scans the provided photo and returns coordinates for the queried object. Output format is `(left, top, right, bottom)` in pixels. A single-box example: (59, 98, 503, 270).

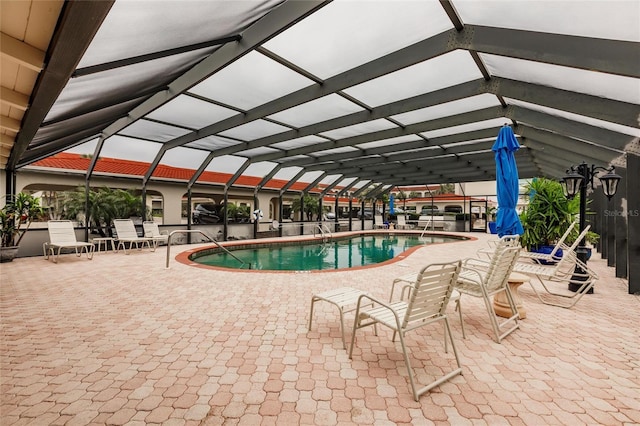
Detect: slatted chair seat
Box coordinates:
(308, 287, 376, 350)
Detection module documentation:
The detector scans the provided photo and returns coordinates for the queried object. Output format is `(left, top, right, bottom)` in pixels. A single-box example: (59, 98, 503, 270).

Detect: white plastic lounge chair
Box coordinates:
(519, 219, 578, 264)
(396, 214, 411, 230)
(43, 220, 94, 263)
(143, 221, 169, 248)
(349, 261, 463, 401)
(456, 246, 522, 343)
(113, 219, 154, 254)
(513, 247, 598, 309)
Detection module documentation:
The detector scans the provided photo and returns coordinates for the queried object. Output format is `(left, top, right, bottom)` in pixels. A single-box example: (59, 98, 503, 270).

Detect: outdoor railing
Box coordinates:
(165, 230, 250, 269)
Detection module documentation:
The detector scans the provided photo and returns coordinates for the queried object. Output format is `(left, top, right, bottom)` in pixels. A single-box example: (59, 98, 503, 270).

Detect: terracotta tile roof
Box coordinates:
(31, 153, 310, 191)
(30, 153, 486, 202)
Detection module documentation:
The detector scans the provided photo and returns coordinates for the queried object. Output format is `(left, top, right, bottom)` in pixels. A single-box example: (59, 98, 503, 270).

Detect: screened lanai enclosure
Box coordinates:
(1, 0, 639, 290)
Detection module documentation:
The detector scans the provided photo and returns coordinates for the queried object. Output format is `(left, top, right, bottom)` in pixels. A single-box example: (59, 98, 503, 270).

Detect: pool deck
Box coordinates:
(1, 231, 639, 425)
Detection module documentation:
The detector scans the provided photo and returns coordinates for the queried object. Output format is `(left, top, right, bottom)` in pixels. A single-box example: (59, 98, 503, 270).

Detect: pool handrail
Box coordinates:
(165, 230, 250, 269)
(313, 223, 333, 242)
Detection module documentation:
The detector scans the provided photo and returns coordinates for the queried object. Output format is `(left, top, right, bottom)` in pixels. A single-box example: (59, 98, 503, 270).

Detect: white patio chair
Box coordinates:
(456, 246, 522, 343)
(349, 261, 463, 401)
(476, 234, 520, 259)
(143, 221, 169, 248)
(390, 272, 465, 340)
(113, 219, 154, 254)
(43, 220, 94, 263)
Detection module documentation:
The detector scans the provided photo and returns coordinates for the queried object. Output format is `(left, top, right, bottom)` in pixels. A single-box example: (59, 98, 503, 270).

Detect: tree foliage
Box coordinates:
(61, 187, 144, 237)
(291, 194, 319, 220)
(519, 178, 580, 249)
(1, 192, 44, 246)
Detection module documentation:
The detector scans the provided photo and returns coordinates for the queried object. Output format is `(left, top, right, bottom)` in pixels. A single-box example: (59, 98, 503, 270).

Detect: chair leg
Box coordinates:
(528, 276, 595, 309)
(308, 297, 317, 332)
(486, 288, 519, 343)
(396, 329, 419, 401)
(399, 318, 463, 402)
(455, 298, 465, 339)
(444, 297, 464, 354)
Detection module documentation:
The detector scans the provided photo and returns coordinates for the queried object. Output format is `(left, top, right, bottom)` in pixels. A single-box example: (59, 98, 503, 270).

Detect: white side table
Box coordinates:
(92, 237, 116, 253)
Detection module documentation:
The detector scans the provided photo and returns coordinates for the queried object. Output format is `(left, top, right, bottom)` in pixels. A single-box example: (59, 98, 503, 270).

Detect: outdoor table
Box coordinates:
(493, 272, 529, 319)
(92, 237, 116, 253)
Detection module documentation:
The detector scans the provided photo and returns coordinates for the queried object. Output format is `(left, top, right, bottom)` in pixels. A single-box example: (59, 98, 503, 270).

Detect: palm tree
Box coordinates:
(292, 194, 319, 220)
(396, 190, 407, 210)
(61, 187, 144, 237)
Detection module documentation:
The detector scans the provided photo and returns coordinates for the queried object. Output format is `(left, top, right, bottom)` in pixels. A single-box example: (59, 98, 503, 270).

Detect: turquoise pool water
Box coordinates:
(190, 234, 463, 271)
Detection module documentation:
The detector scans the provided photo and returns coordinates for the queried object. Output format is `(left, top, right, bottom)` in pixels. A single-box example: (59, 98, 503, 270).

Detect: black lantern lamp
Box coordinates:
(599, 169, 622, 199)
(561, 168, 584, 199)
(560, 161, 622, 292)
(562, 162, 621, 200)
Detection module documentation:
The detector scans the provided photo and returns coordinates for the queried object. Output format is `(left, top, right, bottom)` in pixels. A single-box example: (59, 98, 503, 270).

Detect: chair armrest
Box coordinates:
(462, 257, 490, 268)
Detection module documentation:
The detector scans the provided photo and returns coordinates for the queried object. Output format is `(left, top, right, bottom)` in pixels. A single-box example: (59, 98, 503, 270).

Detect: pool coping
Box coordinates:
(175, 230, 477, 273)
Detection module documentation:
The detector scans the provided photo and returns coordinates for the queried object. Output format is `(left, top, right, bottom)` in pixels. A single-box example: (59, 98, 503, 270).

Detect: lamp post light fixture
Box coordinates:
(561, 161, 621, 292)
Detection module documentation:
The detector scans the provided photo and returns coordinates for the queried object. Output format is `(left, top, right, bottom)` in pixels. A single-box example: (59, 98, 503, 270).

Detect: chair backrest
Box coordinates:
(113, 219, 139, 239)
(549, 219, 578, 256)
(561, 224, 591, 254)
(483, 246, 522, 293)
(402, 261, 462, 329)
(493, 234, 520, 253)
(48, 220, 79, 245)
(143, 221, 160, 237)
(375, 214, 384, 223)
(397, 215, 407, 226)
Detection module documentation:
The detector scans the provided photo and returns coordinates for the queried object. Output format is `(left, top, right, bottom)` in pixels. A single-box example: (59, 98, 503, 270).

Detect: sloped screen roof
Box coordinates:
(10, 0, 640, 189)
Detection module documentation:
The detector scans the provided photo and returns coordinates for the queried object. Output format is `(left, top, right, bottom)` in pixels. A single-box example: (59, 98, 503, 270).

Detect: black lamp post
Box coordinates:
(561, 161, 621, 292)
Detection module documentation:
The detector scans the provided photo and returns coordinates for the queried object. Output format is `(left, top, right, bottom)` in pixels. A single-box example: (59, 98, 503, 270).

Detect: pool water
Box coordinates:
(191, 234, 462, 271)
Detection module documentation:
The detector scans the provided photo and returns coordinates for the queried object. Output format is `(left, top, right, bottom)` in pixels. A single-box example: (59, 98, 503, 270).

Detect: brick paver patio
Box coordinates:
(1, 232, 639, 425)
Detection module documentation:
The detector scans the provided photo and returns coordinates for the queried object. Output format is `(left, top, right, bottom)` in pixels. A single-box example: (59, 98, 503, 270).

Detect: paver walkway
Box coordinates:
(1, 232, 639, 425)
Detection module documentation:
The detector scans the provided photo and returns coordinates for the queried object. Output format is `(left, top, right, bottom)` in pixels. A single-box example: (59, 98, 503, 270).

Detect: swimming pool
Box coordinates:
(186, 233, 466, 272)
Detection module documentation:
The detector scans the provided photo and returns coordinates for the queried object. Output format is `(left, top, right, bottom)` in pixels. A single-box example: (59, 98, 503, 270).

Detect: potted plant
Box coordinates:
(0, 192, 43, 262)
(519, 177, 579, 254)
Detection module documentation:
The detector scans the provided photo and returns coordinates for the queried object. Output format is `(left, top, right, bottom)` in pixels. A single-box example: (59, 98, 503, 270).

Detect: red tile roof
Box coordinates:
(31, 153, 486, 203)
(31, 153, 311, 191)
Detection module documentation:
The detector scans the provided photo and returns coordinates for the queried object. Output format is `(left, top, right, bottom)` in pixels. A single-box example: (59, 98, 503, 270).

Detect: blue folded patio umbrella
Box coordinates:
(492, 125, 524, 237)
(389, 194, 395, 215)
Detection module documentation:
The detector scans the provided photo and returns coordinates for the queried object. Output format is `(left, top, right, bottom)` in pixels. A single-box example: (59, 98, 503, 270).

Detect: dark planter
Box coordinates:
(0, 246, 19, 263)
